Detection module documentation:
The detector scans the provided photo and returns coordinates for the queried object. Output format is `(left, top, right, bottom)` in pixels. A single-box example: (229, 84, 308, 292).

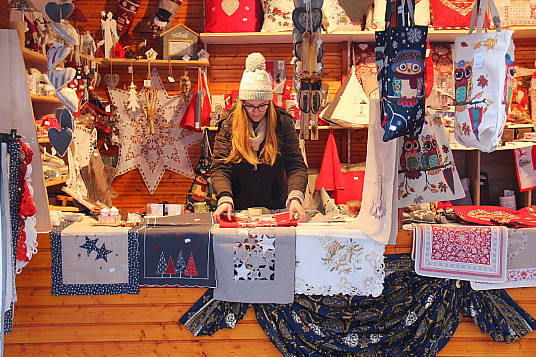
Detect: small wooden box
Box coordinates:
(161, 24, 199, 60)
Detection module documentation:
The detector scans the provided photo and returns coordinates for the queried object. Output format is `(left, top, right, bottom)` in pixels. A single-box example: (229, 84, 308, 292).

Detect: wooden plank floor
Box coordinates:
(4, 232, 535, 356)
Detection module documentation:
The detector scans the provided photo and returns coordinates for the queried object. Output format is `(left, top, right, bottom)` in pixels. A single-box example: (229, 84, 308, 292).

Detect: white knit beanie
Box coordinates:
(239, 53, 273, 101)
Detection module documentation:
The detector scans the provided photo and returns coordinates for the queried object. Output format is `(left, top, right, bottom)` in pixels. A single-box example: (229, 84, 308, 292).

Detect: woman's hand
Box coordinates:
(288, 199, 306, 223)
(213, 202, 233, 223)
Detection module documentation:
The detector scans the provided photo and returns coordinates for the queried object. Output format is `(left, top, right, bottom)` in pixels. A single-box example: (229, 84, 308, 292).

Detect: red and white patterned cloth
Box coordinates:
(413, 224, 508, 282)
(472, 227, 536, 289)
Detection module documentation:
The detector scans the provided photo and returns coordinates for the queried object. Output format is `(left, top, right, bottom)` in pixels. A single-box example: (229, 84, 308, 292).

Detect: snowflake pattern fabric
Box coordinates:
(413, 224, 508, 282)
(108, 68, 202, 194)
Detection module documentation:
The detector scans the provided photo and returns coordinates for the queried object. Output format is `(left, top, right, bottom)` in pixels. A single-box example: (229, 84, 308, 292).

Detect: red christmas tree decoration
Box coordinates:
(185, 252, 198, 276)
(165, 256, 176, 275)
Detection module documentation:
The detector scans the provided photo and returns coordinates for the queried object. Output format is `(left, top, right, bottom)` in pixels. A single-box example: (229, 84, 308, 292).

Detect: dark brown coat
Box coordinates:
(211, 107, 308, 210)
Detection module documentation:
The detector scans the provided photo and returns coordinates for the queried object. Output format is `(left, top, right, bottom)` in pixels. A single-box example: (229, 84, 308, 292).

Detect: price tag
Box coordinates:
(144, 79, 151, 87)
(128, 66, 133, 73)
(474, 52, 484, 68)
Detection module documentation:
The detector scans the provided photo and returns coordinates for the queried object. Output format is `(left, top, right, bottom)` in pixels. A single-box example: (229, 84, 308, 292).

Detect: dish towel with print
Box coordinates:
(294, 226, 386, 297)
(346, 98, 399, 245)
(472, 227, 536, 290)
(212, 226, 296, 303)
(397, 112, 465, 207)
(50, 218, 139, 295)
(413, 224, 508, 282)
(315, 132, 345, 191)
(514, 144, 536, 192)
(137, 213, 216, 287)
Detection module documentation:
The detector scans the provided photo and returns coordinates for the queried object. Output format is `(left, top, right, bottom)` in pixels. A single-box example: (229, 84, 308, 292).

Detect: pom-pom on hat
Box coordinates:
(239, 53, 273, 101)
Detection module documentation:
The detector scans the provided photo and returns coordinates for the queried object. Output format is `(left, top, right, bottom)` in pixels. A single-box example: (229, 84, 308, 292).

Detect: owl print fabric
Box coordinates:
(375, 0, 428, 142)
(398, 113, 465, 207)
(453, 0, 515, 152)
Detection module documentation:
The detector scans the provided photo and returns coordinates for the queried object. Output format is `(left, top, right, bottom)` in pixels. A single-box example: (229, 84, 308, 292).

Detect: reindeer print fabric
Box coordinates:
(295, 226, 386, 297)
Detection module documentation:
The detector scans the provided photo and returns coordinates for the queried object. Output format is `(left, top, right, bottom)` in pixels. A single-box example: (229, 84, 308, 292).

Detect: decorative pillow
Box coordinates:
(371, 0, 387, 30)
(430, 0, 475, 29)
(323, 0, 361, 33)
(205, 0, 263, 33)
(415, 0, 431, 26)
(261, 0, 294, 32)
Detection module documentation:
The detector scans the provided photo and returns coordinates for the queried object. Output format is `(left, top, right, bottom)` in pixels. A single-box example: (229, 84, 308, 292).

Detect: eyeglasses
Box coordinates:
(243, 103, 270, 112)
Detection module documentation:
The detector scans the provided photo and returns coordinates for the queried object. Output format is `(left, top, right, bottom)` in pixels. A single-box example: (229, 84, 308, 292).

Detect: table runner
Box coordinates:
(413, 224, 508, 282)
(472, 227, 536, 290)
(138, 213, 216, 287)
(212, 226, 296, 303)
(295, 226, 386, 297)
(51, 218, 138, 295)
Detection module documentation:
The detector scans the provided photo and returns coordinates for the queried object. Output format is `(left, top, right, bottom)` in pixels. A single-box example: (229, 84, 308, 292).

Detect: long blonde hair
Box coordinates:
(225, 99, 279, 166)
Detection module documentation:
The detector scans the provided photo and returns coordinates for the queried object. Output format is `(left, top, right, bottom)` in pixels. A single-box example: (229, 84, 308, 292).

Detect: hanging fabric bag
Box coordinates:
(375, 0, 428, 142)
(185, 128, 217, 212)
(453, 0, 514, 152)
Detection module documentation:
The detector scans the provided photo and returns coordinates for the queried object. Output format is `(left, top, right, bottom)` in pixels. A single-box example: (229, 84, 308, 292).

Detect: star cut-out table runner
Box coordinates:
(108, 68, 202, 194)
(212, 226, 296, 303)
(50, 219, 139, 295)
(137, 213, 216, 287)
(413, 224, 508, 282)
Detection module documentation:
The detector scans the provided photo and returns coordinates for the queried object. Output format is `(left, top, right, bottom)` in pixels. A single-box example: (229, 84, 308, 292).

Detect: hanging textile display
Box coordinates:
(212, 226, 296, 303)
(293, 0, 324, 140)
(50, 219, 139, 295)
(514, 144, 536, 192)
(108, 68, 202, 194)
(180, 69, 212, 131)
(294, 226, 386, 297)
(1, 30, 50, 231)
(453, 0, 515, 152)
(472, 227, 536, 290)
(413, 224, 508, 282)
(397, 112, 464, 207)
(180, 254, 536, 356)
(315, 131, 345, 192)
(137, 213, 216, 287)
(375, 0, 428, 142)
(320, 66, 369, 128)
(346, 99, 399, 245)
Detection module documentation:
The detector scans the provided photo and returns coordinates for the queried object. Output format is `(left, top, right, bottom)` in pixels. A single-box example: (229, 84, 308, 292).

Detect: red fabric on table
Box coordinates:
(219, 213, 297, 228)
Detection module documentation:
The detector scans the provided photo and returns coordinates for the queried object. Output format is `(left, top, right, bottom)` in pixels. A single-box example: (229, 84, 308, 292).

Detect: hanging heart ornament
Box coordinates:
(48, 127, 73, 157)
(221, 0, 239, 16)
(55, 108, 73, 130)
(48, 67, 76, 90)
(104, 73, 120, 89)
(44, 1, 75, 23)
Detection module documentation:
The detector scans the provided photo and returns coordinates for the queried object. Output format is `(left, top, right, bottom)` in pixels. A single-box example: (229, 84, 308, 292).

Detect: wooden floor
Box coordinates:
(4, 231, 535, 356)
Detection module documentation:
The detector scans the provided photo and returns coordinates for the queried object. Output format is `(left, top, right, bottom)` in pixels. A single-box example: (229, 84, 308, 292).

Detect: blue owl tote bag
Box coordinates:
(454, 0, 514, 152)
(398, 111, 465, 207)
(375, 0, 428, 142)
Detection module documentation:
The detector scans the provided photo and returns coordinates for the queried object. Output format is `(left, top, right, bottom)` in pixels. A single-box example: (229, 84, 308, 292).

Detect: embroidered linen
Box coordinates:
(212, 226, 296, 303)
(346, 99, 399, 245)
(138, 213, 216, 287)
(50, 219, 139, 295)
(295, 226, 386, 296)
(261, 0, 294, 32)
(108, 68, 202, 194)
(454, 205, 536, 227)
(180, 254, 536, 355)
(397, 113, 464, 207)
(514, 144, 536, 191)
(496, 0, 536, 26)
(323, 0, 362, 33)
(472, 227, 536, 289)
(413, 224, 508, 282)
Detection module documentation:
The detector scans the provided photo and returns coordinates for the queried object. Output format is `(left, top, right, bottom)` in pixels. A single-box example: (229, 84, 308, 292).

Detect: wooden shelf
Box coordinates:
(45, 177, 68, 187)
(200, 27, 536, 44)
(31, 94, 61, 104)
(21, 47, 47, 65)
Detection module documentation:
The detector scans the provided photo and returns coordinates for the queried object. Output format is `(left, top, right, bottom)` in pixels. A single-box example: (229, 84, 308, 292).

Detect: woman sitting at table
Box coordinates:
(211, 53, 308, 223)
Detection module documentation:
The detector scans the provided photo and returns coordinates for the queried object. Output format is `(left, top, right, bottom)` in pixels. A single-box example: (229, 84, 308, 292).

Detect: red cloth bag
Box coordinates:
(204, 0, 263, 33)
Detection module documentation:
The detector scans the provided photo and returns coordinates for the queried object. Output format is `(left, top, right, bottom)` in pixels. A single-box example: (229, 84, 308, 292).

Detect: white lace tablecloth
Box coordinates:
(295, 226, 386, 297)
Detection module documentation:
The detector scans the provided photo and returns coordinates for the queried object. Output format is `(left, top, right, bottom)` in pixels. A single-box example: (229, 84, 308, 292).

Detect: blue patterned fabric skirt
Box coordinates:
(179, 254, 536, 356)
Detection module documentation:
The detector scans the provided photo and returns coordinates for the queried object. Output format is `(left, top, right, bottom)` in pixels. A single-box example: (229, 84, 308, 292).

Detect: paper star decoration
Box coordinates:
(108, 68, 202, 194)
(95, 242, 113, 262)
(79, 236, 99, 256)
